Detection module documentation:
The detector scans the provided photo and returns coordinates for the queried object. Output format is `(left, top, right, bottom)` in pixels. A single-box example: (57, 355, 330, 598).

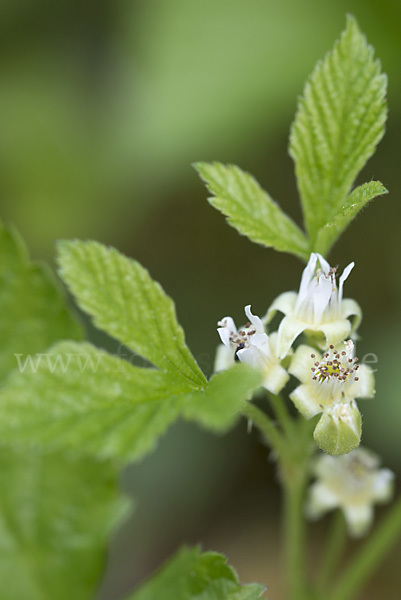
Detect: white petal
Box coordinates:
(318, 319, 351, 348)
(217, 316, 237, 347)
(348, 364, 375, 399)
(341, 298, 362, 336)
(263, 291, 297, 324)
(250, 333, 272, 356)
(262, 362, 289, 395)
(276, 316, 307, 359)
(289, 344, 320, 384)
(316, 253, 331, 274)
(237, 345, 264, 370)
(312, 274, 334, 323)
(290, 383, 323, 419)
(244, 305, 264, 333)
(372, 469, 395, 503)
(338, 262, 355, 304)
(343, 504, 373, 538)
(214, 344, 234, 372)
(298, 254, 317, 303)
(306, 482, 339, 519)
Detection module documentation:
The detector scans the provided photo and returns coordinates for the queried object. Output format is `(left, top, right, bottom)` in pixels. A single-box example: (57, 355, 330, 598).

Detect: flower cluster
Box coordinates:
(215, 253, 374, 455)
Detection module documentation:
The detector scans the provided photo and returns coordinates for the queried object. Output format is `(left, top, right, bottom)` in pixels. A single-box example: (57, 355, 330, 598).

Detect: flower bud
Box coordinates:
(313, 400, 361, 455)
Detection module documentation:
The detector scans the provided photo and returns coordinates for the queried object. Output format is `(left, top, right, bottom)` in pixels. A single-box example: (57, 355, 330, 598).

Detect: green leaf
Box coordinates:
(57, 240, 206, 388)
(0, 448, 130, 600)
(126, 546, 265, 600)
(315, 181, 388, 256)
(195, 162, 310, 261)
(0, 342, 262, 461)
(0, 223, 82, 381)
(290, 15, 387, 245)
(183, 364, 262, 431)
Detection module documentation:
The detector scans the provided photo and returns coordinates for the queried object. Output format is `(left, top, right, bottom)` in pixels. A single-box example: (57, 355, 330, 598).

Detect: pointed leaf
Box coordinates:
(315, 181, 388, 255)
(0, 449, 129, 600)
(290, 16, 387, 242)
(0, 342, 262, 461)
(57, 240, 206, 388)
(0, 223, 82, 380)
(195, 162, 310, 260)
(183, 364, 262, 431)
(126, 546, 265, 600)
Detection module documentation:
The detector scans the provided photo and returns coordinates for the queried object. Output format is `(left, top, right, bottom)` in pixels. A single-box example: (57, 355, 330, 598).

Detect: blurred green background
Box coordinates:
(2, 0, 401, 598)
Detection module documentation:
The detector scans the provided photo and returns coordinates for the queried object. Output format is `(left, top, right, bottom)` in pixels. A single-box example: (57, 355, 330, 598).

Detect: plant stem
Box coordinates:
(268, 392, 294, 439)
(282, 469, 309, 600)
(316, 510, 346, 593)
(329, 495, 401, 600)
(241, 401, 287, 458)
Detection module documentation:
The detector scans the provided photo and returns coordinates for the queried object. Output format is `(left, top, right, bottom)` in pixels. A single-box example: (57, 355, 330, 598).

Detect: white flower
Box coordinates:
(289, 341, 375, 454)
(265, 253, 361, 358)
(306, 447, 395, 537)
(215, 305, 289, 395)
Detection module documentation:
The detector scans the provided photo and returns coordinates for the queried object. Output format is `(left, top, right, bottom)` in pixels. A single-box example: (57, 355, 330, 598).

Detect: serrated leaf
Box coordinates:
(195, 162, 310, 261)
(57, 240, 206, 388)
(183, 363, 262, 431)
(0, 223, 82, 380)
(290, 15, 387, 244)
(315, 180, 388, 255)
(0, 449, 129, 600)
(126, 546, 265, 600)
(0, 342, 261, 461)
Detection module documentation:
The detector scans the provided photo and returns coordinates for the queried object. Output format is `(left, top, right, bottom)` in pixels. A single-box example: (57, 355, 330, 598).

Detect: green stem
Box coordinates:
(283, 470, 309, 600)
(316, 510, 347, 593)
(329, 495, 401, 600)
(241, 401, 287, 458)
(268, 392, 294, 439)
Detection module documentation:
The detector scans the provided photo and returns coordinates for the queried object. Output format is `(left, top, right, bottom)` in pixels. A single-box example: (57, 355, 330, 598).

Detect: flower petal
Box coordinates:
(263, 291, 297, 325)
(214, 344, 234, 372)
(312, 274, 333, 324)
(338, 262, 355, 304)
(372, 469, 395, 503)
(318, 319, 351, 349)
(262, 362, 289, 395)
(306, 482, 339, 519)
(290, 383, 322, 419)
(316, 253, 331, 274)
(343, 504, 373, 538)
(244, 305, 264, 333)
(289, 344, 320, 384)
(349, 364, 375, 399)
(276, 316, 307, 359)
(341, 298, 362, 336)
(298, 253, 318, 304)
(217, 316, 237, 347)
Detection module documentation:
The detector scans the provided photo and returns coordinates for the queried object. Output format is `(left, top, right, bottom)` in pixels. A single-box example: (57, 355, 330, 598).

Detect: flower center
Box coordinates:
(229, 322, 257, 358)
(310, 343, 359, 384)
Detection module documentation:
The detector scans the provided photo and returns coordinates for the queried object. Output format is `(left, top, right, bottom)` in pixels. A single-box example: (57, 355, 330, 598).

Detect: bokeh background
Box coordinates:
(2, 0, 401, 598)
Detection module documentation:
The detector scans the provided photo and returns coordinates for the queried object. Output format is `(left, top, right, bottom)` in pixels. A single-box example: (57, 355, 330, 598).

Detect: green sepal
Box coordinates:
(314, 402, 362, 455)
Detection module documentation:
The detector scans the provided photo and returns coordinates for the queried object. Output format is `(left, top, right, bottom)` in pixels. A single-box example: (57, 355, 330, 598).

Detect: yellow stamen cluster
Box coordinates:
(310, 344, 359, 384)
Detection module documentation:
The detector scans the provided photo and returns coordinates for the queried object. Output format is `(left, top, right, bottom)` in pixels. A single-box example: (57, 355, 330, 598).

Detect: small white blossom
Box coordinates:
(306, 448, 395, 537)
(215, 305, 289, 395)
(265, 253, 361, 358)
(289, 341, 375, 454)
